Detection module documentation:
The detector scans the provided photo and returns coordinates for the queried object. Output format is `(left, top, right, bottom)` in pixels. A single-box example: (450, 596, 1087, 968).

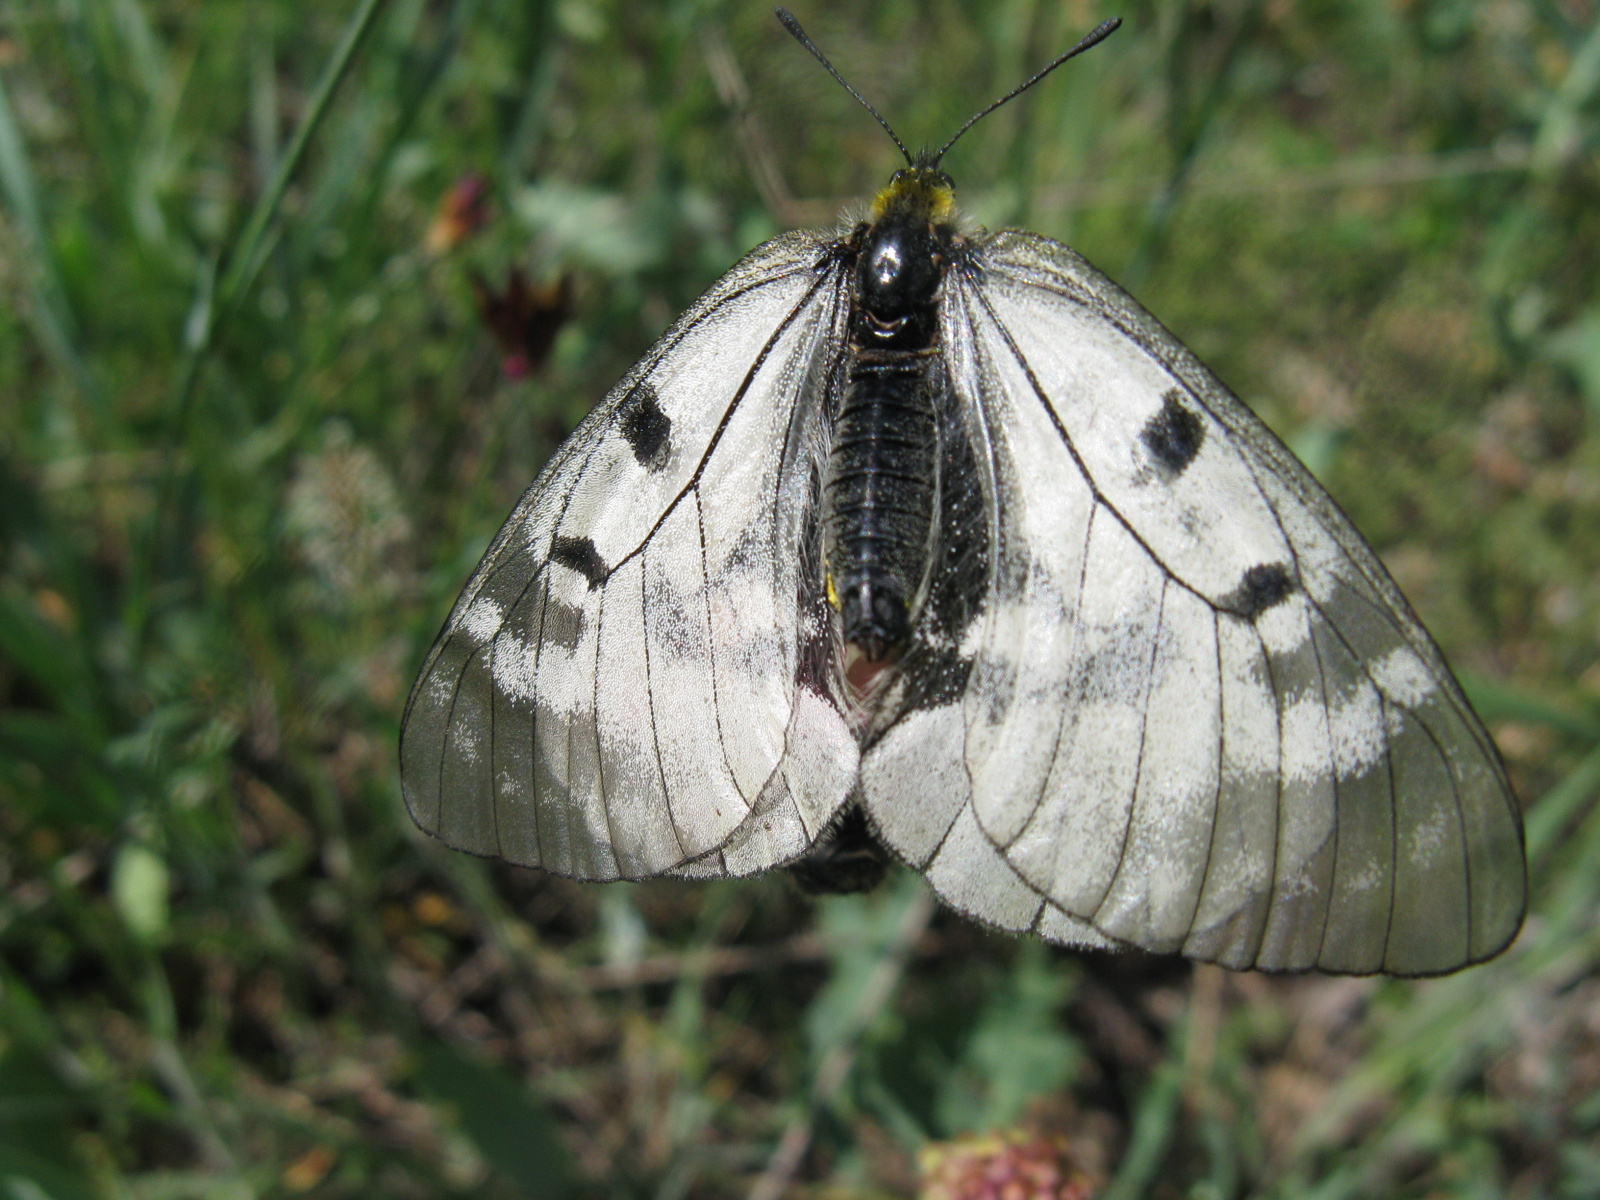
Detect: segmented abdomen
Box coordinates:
(824, 346, 939, 656)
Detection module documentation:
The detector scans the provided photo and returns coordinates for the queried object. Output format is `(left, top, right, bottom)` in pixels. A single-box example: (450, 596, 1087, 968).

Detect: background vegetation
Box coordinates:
(1, 0, 1599, 1196)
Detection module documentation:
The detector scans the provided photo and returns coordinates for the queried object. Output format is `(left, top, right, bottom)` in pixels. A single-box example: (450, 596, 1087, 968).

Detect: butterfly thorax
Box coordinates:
(824, 169, 960, 672)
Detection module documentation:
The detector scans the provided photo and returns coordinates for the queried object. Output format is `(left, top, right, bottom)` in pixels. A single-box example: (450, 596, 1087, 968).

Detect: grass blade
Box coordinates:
(1460, 673, 1600, 744)
(415, 1040, 574, 1199)
(212, 0, 392, 325)
(0, 71, 100, 411)
(1525, 743, 1600, 863)
(132, 0, 393, 634)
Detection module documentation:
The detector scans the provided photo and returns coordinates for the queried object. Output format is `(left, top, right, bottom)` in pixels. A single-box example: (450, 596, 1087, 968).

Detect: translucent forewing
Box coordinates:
(401, 232, 858, 881)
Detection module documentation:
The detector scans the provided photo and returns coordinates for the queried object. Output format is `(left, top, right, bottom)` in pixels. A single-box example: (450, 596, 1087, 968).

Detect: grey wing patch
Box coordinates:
(1181, 615, 1279, 967)
(914, 232, 1525, 975)
(401, 231, 858, 881)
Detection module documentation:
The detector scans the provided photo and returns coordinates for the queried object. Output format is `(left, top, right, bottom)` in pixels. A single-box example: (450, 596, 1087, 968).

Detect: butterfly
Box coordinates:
(400, 11, 1525, 975)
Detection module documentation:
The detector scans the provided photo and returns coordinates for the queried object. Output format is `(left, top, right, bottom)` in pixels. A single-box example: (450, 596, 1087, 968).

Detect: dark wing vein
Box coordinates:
(1253, 622, 1284, 971)
(1185, 609, 1228, 943)
(639, 546, 688, 862)
(1092, 578, 1169, 921)
(1306, 608, 1344, 966)
(593, 578, 618, 862)
(488, 621, 503, 859)
(529, 574, 549, 865)
(1379, 696, 1400, 968)
(1412, 699, 1476, 962)
(690, 493, 743, 803)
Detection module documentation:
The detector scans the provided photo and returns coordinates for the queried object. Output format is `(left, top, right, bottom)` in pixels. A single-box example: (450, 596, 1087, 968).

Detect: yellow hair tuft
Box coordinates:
(870, 172, 955, 224)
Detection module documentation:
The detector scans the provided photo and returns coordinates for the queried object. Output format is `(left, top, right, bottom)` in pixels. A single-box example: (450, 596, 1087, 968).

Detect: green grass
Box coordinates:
(2, 0, 1600, 1196)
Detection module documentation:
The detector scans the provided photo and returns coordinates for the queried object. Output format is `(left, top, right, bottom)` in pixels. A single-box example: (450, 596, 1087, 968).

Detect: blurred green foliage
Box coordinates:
(2, 0, 1600, 1196)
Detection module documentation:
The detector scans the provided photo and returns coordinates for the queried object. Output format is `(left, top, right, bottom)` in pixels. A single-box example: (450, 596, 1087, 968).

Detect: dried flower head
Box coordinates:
(470, 267, 572, 379)
(917, 1131, 1096, 1200)
(285, 424, 412, 606)
(426, 174, 490, 254)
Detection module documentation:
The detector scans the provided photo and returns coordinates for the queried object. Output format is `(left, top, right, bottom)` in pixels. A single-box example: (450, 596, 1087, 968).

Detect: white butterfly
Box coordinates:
(401, 13, 1525, 975)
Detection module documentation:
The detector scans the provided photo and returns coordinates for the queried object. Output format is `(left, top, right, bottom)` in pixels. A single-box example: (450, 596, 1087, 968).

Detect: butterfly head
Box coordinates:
(870, 164, 956, 226)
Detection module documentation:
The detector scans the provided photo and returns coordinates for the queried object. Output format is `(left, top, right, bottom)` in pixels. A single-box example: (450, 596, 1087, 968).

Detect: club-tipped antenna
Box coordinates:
(776, 8, 913, 167)
(933, 16, 1122, 164)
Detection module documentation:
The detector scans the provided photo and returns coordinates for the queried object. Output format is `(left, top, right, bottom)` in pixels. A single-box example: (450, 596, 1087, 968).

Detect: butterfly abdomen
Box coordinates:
(825, 347, 940, 656)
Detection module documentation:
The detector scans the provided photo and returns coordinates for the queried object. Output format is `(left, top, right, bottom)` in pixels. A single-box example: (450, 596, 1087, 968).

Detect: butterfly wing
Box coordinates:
(401, 231, 858, 882)
(863, 230, 1524, 975)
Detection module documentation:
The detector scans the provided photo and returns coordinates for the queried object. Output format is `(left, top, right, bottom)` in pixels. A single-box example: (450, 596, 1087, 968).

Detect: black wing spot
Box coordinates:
(1224, 562, 1296, 619)
(1142, 388, 1205, 477)
(619, 382, 671, 471)
(551, 535, 608, 589)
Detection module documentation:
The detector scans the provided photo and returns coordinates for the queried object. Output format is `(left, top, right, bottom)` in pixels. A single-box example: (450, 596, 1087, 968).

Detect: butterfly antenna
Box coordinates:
(776, 8, 914, 167)
(934, 16, 1122, 165)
